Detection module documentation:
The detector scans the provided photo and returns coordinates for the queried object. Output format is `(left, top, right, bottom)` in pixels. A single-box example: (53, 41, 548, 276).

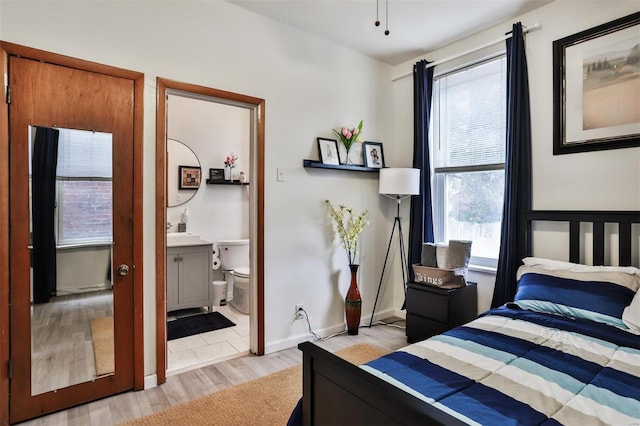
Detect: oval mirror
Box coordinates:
(167, 138, 201, 207)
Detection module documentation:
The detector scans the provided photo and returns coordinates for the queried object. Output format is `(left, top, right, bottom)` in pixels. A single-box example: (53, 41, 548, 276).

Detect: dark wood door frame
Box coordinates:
(0, 41, 145, 425)
(155, 78, 265, 385)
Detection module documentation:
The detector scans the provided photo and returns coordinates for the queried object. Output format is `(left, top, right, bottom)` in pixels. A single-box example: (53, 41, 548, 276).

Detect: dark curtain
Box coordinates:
(32, 126, 59, 304)
(408, 60, 435, 284)
(491, 22, 532, 308)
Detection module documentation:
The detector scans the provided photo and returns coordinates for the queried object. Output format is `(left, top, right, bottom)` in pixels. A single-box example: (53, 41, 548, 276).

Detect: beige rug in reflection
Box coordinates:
(90, 316, 114, 376)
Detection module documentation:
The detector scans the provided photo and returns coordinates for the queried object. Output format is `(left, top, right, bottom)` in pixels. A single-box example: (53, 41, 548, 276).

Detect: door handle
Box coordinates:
(117, 264, 130, 276)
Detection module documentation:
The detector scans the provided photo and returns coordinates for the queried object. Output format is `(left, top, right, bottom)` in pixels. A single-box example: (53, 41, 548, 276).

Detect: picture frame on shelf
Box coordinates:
(179, 165, 201, 189)
(317, 137, 341, 165)
(363, 141, 385, 168)
(208, 168, 225, 182)
(553, 12, 640, 155)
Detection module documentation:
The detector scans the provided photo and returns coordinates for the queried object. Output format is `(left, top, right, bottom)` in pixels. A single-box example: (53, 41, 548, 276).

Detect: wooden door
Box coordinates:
(8, 56, 136, 423)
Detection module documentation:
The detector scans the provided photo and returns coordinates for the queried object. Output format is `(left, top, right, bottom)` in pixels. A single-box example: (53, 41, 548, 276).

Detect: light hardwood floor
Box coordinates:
(31, 290, 114, 396)
(20, 319, 407, 425)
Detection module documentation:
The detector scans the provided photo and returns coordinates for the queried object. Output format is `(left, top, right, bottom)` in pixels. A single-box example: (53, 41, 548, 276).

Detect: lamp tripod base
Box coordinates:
(369, 206, 408, 328)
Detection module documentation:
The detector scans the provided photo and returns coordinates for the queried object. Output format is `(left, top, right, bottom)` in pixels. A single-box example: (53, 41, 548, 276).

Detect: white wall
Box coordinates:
(166, 94, 250, 243)
(0, 1, 396, 377)
(392, 0, 640, 313)
(56, 246, 112, 294)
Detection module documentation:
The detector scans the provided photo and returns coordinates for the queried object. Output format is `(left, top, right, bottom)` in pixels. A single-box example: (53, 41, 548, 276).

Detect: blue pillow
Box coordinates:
(513, 272, 635, 329)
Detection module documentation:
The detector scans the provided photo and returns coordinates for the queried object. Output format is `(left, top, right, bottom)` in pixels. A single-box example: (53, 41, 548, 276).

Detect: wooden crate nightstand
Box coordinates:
(406, 281, 478, 343)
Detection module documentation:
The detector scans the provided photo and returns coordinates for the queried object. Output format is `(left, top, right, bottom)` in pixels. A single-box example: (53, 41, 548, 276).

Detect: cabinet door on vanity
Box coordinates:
(166, 250, 180, 310)
(166, 244, 212, 311)
(180, 248, 211, 306)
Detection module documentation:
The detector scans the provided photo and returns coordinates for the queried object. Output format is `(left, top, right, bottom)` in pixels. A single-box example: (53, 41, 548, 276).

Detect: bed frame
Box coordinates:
(298, 210, 640, 425)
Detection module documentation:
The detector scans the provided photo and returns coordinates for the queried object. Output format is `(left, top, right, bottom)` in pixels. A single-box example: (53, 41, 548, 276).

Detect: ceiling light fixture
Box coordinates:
(374, 0, 390, 36)
(385, 0, 390, 36)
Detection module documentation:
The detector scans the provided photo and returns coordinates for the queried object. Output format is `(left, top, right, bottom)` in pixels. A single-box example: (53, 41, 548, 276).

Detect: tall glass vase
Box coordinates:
(343, 148, 353, 165)
(345, 264, 362, 335)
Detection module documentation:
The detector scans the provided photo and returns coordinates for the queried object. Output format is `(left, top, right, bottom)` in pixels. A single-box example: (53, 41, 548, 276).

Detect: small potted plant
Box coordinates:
(224, 152, 238, 180)
(332, 120, 363, 165)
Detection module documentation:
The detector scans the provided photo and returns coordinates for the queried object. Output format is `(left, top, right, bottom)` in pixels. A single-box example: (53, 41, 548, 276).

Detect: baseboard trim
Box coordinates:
(144, 374, 158, 390)
(393, 309, 407, 320)
(265, 307, 397, 354)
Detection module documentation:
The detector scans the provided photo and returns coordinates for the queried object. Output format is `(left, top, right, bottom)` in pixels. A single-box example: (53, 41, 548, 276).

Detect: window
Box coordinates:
(431, 55, 506, 268)
(56, 129, 113, 245)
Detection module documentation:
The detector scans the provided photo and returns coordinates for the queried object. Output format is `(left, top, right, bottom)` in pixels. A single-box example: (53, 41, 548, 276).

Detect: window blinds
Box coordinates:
(433, 56, 507, 169)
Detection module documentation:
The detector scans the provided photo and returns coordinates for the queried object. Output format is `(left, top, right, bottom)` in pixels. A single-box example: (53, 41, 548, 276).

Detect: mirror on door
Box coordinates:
(28, 126, 115, 396)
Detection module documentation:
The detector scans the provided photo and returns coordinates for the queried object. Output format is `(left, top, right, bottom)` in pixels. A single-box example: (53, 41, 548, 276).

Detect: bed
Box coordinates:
(296, 210, 640, 425)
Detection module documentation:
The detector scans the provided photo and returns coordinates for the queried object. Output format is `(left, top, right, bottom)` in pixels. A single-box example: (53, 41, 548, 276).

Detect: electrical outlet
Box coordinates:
(295, 304, 304, 319)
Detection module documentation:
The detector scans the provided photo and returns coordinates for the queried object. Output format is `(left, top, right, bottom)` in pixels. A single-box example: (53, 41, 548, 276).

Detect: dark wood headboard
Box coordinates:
(521, 210, 640, 267)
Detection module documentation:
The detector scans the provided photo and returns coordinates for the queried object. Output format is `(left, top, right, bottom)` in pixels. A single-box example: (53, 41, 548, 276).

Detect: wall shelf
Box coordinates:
(303, 159, 381, 173)
(206, 179, 249, 185)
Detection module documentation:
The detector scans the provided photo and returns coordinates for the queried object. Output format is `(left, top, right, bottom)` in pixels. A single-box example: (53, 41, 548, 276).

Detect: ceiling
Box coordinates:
(228, 0, 553, 65)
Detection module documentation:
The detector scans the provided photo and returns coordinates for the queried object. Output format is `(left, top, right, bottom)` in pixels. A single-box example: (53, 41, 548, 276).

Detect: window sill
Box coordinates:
(56, 242, 113, 250)
(468, 264, 497, 274)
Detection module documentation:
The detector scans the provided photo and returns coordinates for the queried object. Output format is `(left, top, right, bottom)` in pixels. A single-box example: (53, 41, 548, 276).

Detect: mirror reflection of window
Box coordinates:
(56, 129, 113, 245)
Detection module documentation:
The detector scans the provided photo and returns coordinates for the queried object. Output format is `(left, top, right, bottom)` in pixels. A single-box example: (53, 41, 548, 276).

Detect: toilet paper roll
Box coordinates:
(212, 243, 219, 257)
(212, 255, 221, 270)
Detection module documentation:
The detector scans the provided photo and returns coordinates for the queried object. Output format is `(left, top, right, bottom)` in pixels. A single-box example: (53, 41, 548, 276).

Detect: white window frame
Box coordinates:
(430, 53, 507, 270)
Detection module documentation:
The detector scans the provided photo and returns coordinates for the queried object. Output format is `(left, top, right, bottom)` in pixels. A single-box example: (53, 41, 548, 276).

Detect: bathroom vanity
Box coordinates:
(166, 237, 213, 312)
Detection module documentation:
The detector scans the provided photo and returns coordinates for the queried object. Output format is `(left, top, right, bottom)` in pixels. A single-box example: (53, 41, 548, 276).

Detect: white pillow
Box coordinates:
(523, 257, 639, 274)
(622, 291, 640, 334)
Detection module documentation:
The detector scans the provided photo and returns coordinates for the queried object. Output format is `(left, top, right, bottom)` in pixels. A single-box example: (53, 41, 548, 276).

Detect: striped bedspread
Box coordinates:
(362, 308, 640, 425)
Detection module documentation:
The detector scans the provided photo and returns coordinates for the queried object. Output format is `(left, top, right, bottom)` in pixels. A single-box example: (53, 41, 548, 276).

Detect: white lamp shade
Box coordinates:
(379, 168, 420, 196)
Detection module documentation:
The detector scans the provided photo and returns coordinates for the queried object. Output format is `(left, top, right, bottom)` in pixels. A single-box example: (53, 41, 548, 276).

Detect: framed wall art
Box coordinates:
(179, 165, 201, 189)
(553, 12, 640, 155)
(317, 137, 341, 165)
(208, 168, 225, 182)
(363, 141, 385, 168)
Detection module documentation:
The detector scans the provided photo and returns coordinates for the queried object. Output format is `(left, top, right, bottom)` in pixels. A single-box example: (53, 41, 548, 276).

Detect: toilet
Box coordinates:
(217, 239, 250, 314)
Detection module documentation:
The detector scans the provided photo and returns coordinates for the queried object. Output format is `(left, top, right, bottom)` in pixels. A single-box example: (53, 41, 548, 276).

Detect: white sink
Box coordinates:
(167, 232, 201, 245)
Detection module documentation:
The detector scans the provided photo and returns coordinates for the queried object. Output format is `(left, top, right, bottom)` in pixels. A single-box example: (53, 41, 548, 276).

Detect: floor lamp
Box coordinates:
(369, 168, 420, 327)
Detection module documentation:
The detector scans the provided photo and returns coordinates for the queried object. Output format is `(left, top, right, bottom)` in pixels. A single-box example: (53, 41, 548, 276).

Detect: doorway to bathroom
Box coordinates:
(155, 78, 265, 384)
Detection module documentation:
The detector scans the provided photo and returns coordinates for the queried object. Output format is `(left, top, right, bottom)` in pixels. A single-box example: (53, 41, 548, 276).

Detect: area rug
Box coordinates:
(122, 343, 387, 426)
(90, 316, 114, 376)
(167, 311, 236, 341)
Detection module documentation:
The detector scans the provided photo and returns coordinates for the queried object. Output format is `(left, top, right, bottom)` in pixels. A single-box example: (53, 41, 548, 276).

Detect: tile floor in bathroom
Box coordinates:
(167, 303, 250, 375)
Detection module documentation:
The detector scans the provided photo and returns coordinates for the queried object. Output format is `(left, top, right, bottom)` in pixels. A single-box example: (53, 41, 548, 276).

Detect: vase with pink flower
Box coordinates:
(332, 120, 363, 165)
(224, 152, 238, 181)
